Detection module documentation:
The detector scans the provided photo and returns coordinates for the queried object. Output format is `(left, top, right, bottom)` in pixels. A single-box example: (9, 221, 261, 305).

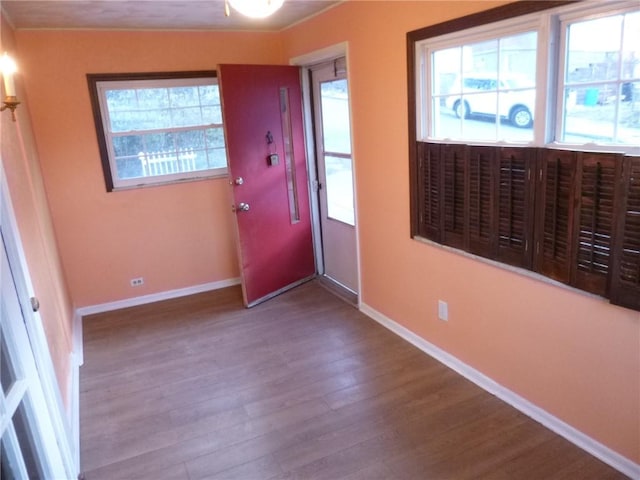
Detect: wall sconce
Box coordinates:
(224, 0, 285, 18)
(1, 53, 20, 121)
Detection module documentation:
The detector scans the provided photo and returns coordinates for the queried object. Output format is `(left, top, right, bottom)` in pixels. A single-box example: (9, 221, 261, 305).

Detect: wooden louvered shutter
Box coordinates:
(610, 156, 640, 310)
(496, 147, 535, 269)
(467, 146, 494, 258)
(417, 142, 442, 242)
(572, 152, 622, 296)
(442, 144, 466, 249)
(535, 149, 576, 283)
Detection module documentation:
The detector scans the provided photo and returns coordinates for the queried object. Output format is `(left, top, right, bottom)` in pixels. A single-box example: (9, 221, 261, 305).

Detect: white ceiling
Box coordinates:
(1, 0, 340, 31)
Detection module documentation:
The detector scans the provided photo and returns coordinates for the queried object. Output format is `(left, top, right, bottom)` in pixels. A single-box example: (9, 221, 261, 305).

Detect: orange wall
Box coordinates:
(282, 0, 640, 464)
(1, 15, 74, 405)
(9, 0, 640, 466)
(14, 30, 284, 307)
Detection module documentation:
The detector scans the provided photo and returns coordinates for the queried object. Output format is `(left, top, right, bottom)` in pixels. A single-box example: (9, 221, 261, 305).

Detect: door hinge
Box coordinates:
(30, 297, 40, 312)
(312, 180, 322, 192)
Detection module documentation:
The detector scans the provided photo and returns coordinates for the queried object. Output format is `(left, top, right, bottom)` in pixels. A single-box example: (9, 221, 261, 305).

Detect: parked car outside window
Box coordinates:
(445, 73, 536, 128)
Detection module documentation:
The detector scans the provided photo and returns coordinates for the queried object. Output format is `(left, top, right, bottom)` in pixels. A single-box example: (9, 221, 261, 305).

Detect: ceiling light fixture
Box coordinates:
(225, 0, 285, 19)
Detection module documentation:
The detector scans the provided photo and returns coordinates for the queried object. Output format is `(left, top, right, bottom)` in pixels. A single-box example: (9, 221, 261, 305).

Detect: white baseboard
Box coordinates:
(76, 278, 241, 317)
(359, 303, 640, 480)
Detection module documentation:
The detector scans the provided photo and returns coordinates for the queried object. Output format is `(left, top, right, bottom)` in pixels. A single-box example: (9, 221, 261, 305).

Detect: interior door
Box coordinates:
(0, 237, 66, 479)
(219, 64, 315, 307)
(311, 58, 358, 294)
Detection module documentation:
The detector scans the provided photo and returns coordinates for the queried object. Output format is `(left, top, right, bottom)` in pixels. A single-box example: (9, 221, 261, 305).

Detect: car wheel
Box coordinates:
(454, 100, 470, 119)
(510, 106, 532, 128)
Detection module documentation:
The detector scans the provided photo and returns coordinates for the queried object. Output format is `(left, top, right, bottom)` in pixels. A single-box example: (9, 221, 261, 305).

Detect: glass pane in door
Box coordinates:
(1, 428, 29, 480)
(12, 400, 44, 478)
(320, 79, 354, 225)
(1, 331, 17, 395)
(1, 401, 44, 480)
(324, 155, 354, 225)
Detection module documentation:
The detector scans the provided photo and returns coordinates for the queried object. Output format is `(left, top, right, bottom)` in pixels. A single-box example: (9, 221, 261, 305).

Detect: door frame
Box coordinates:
(290, 43, 361, 303)
(0, 159, 78, 477)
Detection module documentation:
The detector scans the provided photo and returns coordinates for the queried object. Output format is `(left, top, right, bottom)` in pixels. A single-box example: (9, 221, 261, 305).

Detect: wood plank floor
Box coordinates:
(80, 281, 628, 479)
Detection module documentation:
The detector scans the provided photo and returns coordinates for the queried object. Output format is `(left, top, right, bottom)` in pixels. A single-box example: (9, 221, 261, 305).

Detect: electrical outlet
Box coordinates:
(438, 300, 448, 321)
(130, 277, 144, 287)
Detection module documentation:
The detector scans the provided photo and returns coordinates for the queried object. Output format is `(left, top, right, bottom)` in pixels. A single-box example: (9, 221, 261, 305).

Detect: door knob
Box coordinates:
(233, 202, 250, 212)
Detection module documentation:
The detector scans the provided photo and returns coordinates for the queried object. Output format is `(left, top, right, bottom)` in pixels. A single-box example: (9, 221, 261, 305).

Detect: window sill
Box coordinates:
(110, 171, 229, 192)
(413, 235, 606, 304)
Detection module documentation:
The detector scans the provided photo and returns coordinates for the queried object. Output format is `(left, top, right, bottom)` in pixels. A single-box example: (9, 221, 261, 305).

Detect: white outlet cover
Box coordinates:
(438, 300, 448, 321)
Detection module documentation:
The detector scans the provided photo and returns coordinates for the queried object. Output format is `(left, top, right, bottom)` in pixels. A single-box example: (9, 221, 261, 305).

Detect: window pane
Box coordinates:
(562, 82, 640, 144)
(205, 127, 225, 148)
(566, 16, 622, 84)
(430, 31, 536, 142)
(207, 148, 227, 169)
(137, 88, 169, 108)
(171, 107, 203, 127)
(112, 135, 143, 157)
(142, 132, 175, 152)
(325, 155, 354, 225)
(202, 106, 223, 124)
(176, 130, 205, 150)
(562, 11, 640, 146)
(199, 84, 220, 105)
(433, 48, 461, 96)
(106, 89, 136, 111)
(110, 108, 172, 132)
(1, 333, 16, 395)
(169, 86, 199, 107)
(620, 81, 640, 144)
(115, 157, 144, 180)
(321, 79, 351, 154)
(622, 11, 640, 80)
(12, 401, 45, 479)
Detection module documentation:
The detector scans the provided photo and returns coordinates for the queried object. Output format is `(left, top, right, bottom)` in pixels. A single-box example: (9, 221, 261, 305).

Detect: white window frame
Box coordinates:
(553, 2, 640, 151)
(88, 72, 228, 191)
(415, 0, 640, 156)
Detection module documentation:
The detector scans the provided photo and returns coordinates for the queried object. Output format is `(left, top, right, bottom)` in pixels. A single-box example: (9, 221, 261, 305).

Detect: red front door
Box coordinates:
(219, 65, 315, 307)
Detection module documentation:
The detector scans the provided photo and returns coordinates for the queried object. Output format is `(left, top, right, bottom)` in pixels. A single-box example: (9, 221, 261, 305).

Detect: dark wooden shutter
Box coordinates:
(467, 146, 494, 258)
(535, 149, 576, 283)
(496, 147, 535, 269)
(442, 144, 466, 249)
(416, 142, 442, 242)
(572, 152, 622, 296)
(610, 156, 640, 311)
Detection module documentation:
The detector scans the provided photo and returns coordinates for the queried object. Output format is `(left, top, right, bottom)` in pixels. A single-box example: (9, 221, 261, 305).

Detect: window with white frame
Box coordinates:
(559, 10, 640, 146)
(87, 71, 227, 191)
(416, 1, 640, 152)
(408, 1, 640, 313)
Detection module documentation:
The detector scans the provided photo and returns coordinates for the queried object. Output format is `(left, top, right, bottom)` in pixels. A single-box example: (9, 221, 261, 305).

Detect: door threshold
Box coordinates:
(316, 275, 358, 307)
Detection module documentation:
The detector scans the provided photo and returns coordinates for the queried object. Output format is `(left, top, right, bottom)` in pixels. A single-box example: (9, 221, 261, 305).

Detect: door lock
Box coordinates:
(232, 202, 250, 212)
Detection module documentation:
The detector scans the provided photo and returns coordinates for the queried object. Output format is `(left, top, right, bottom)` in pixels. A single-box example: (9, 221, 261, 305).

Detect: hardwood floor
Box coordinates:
(80, 281, 627, 479)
